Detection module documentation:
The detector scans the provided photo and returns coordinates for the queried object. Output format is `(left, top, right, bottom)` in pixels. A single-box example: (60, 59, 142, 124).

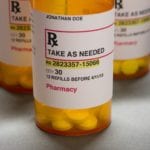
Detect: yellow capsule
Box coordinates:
(22, 67, 32, 75)
(46, 107, 65, 121)
(121, 60, 139, 75)
(78, 115, 97, 131)
(65, 110, 89, 124)
(89, 106, 100, 116)
(47, 111, 66, 121)
(36, 114, 50, 125)
(19, 75, 32, 89)
(113, 61, 121, 74)
(137, 58, 148, 68)
(1, 64, 19, 74)
(51, 119, 73, 131)
(35, 101, 50, 118)
(3, 75, 19, 86)
(98, 102, 111, 122)
(0, 63, 33, 88)
(25, 67, 32, 75)
(35, 101, 65, 121)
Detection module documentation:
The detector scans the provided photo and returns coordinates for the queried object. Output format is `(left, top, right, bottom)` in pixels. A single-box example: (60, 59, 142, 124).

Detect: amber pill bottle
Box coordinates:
(0, 0, 32, 93)
(114, 0, 150, 80)
(31, 0, 114, 136)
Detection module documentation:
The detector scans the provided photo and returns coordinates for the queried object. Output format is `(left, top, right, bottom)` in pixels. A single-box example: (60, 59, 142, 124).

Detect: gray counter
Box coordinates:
(0, 74, 150, 150)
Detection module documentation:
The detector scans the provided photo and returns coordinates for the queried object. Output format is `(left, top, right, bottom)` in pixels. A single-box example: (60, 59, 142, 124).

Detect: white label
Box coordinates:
(115, 0, 150, 60)
(0, 0, 32, 66)
(32, 9, 114, 109)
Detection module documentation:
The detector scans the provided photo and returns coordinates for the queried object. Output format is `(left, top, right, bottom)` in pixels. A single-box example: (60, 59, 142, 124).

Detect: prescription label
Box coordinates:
(0, 0, 32, 66)
(115, 0, 150, 60)
(32, 9, 114, 109)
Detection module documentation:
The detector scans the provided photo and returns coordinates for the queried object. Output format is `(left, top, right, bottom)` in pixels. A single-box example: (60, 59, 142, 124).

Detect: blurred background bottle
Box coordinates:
(0, 0, 32, 93)
(114, 0, 150, 79)
(31, 0, 114, 136)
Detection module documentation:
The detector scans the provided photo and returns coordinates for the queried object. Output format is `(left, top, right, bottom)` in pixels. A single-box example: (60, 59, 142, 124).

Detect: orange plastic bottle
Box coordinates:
(114, 0, 150, 80)
(0, 0, 32, 93)
(31, 0, 114, 136)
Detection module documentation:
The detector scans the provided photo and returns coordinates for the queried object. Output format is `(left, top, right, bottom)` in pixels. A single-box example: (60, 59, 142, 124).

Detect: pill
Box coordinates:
(1, 65, 21, 75)
(0, 63, 20, 86)
(36, 114, 50, 125)
(78, 115, 97, 131)
(23, 67, 32, 74)
(19, 75, 32, 89)
(90, 106, 100, 116)
(46, 106, 65, 121)
(19, 67, 32, 88)
(65, 110, 89, 124)
(137, 58, 147, 68)
(113, 61, 121, 74)
(3, 76, 19, 86)
(35, 101, 50, 115)
(35, 101, 65, 121)
(121, 60, 139, 75)
(47, 111, 66, 121)
(98, 101, 111, 121)
(52, 119, 73, 131)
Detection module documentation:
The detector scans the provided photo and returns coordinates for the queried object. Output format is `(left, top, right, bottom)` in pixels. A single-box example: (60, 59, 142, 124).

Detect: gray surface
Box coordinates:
(0, 74, 150, 150)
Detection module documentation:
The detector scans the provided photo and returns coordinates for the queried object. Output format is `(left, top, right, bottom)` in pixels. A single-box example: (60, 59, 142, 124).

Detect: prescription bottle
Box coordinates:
(114, 0, 150, 80)
(31, 0, 114, 136)
(0, 0, 32, 93)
